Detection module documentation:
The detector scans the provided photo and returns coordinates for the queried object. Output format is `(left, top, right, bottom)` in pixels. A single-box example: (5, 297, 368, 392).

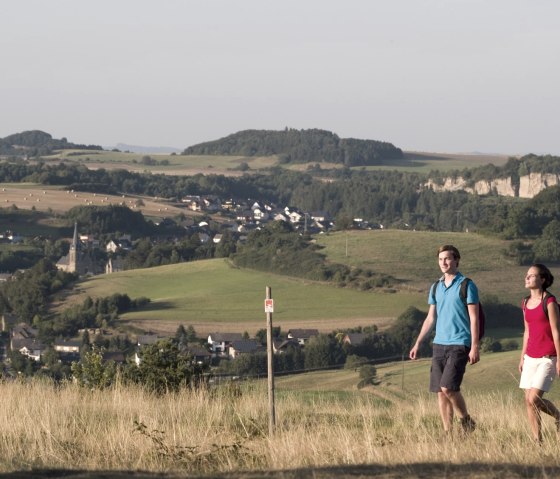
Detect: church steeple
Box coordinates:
(68, 222, 79, 273)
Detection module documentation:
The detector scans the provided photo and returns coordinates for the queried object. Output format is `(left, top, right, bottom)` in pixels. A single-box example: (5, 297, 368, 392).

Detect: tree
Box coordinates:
(304, 334, 345, 370)
(533, 220, 560, 262)
(357, 364, 379, 388)
(71, 346, 117, 388)
(125, 339, 204, 393)
(386, 306, 429, 355)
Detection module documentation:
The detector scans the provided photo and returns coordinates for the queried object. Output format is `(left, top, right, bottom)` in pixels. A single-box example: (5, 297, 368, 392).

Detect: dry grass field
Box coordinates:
(2, 351, 560, 479)
(0, 183, 186, 218)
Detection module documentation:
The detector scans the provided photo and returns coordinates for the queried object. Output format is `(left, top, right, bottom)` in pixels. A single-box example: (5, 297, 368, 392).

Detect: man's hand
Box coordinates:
(468, 345, 480, 365)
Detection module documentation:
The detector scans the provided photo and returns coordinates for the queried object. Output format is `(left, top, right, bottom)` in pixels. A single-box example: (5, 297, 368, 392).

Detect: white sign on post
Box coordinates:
(264, 299, 274, 313)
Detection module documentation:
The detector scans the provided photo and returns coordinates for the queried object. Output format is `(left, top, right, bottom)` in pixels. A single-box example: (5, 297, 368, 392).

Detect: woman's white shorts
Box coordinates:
(519, 354, 557, 392)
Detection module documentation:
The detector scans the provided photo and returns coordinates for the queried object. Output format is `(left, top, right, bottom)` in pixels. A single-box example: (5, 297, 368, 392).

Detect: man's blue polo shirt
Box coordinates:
(428, 272, 479, 347)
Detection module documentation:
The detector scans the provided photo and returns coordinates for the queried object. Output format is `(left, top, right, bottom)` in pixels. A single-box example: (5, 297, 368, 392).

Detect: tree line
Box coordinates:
(0, 130, 102, 156)
(4, 155, 560, 262)
(182, 128, 404, 166)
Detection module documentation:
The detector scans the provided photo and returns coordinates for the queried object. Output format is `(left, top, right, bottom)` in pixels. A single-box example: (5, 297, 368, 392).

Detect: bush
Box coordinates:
(501, 339, 519, 351)
(345, 354, 368, 370)
(480, 337, 502, 353)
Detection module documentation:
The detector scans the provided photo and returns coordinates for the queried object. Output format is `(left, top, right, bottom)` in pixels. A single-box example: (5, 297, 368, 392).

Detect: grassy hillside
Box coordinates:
(61, 229, 545, 337)
(69, 258, 425, 336)
(277, 350, 533, 399)
(4, 350, 560, 477)
(0, 182, 186, 217)
(315, 229, 541, 305)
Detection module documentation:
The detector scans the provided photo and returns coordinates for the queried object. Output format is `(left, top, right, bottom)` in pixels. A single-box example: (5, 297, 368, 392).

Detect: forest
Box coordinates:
(182, 128, 404, 166)
(2, 156, 560, 241)
(0, 130, 102, 156)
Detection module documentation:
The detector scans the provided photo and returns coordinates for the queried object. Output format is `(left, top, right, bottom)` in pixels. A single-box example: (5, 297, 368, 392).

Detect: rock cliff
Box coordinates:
(425, 173, 560, 198)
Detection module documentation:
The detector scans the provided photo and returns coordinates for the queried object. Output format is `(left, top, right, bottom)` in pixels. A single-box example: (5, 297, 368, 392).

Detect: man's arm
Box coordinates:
(467, 303, 480, 364)
(409, 304, 436, 360)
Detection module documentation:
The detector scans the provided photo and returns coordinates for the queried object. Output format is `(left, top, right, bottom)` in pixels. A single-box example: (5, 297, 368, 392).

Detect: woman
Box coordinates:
(519, 263, 560, 443)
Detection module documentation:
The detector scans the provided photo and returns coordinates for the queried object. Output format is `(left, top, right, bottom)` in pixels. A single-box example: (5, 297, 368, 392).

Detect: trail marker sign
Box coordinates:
(265, 299, 274, 313)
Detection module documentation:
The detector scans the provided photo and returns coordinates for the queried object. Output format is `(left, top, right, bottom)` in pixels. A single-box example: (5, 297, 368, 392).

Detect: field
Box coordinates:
(2, 350, 560, 478)
(65, 258, 424, 337)
(315, 229, 539, 305)
(45, 149, 512, 177)
(58, 229, 544, 339)
(0, 183, 187, 218)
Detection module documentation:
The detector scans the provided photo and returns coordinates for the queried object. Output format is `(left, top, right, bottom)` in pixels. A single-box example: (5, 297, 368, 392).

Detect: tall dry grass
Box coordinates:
(0, 378, 559, 475)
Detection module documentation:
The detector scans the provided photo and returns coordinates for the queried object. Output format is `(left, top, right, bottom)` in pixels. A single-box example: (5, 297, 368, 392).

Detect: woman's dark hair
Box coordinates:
(532, 263, 554, 290)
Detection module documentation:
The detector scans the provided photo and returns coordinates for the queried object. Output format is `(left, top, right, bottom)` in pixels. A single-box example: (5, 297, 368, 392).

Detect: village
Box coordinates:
(0, 193, 377, 377)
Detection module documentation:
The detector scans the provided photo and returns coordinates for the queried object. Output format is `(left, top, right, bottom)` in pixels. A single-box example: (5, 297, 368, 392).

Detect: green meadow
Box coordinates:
(315, 229, 537, 305)
(72, 258, 425, 334)
(64, 229, 548, 336)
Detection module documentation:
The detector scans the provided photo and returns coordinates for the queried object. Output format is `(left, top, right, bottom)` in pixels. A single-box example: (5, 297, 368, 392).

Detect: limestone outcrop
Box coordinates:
(425, 173, 560, 198)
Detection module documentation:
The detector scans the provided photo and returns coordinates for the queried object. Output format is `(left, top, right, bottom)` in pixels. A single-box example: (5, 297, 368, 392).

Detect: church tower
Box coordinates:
(68, 222, 79, 273)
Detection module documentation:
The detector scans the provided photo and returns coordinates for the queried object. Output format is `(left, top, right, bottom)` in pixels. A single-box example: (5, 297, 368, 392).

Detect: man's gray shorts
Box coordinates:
(429, 344, 470, 393)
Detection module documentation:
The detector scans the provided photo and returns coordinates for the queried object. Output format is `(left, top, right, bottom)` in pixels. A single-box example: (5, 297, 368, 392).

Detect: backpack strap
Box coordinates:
(459, 277, 471, 307)
(432, 277, 470, 305)
(522, 292, 553, 318)
(430, 279, 440, 303)
(522, 295, 530, 313)
(542, 291, 553, 319)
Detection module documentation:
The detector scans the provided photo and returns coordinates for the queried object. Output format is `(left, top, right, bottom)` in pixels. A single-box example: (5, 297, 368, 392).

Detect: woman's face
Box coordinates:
(525, 267, 543, 289)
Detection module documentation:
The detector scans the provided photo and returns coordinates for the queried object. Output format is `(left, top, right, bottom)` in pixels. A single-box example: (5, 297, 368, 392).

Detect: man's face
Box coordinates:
(438, 250, 458, 275)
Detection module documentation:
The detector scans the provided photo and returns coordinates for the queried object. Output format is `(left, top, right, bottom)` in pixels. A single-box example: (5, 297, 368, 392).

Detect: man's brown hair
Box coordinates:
(437, 244, 461, 260)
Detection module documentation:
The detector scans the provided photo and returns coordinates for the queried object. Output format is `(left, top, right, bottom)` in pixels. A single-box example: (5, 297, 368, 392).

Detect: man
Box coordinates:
(409, 244, 480, 433)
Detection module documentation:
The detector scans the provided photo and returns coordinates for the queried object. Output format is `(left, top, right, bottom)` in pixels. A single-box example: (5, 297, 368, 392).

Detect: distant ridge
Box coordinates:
(113, 143, 181, 154)
(182, 128, 403, 167)
(0, 130, 102, 155)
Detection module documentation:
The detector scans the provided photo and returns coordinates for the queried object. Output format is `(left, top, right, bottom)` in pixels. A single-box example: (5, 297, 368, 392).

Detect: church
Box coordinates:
(56, 223, 100, 275)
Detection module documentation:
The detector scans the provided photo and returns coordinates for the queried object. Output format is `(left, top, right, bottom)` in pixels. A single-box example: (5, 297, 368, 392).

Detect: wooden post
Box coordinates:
(266, 286, 276, 435)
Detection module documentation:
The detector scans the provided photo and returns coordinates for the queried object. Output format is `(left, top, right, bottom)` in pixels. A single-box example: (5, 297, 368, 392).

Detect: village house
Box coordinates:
(342, 333, 367, 346)
(207, 332, 244, 355)
(272, 338, 301, 354)
(13, 338, 47, 362)
(106, 236, 132, 254)
(181, 195, 203, 211)
(228, 339, 261, 359)
(135, 333, 167, 365)
(54, 338, 81, 354)
(185, 343, 212, 365)
(53, 338, 81, 362)
(287, 329, 319, 346)
(102, 351, 126, 365)
(105, 256, 125, 274)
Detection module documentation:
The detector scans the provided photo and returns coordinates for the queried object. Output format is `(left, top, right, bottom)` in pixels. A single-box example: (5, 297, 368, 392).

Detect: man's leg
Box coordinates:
(440, 387, 468, 418)
(440, 387, 475, 433)
(437, 391, 454, 432)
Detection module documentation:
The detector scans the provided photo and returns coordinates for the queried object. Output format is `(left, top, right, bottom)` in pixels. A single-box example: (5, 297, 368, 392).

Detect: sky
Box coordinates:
(1, 0, 559, 155)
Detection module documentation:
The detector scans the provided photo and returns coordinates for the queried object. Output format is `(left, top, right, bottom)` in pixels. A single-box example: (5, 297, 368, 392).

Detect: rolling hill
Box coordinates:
(61, 229, 542, 337)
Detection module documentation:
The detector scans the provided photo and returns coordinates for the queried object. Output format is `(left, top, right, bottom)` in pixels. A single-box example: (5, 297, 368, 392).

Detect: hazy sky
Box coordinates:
(2, 0, 559, 155)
